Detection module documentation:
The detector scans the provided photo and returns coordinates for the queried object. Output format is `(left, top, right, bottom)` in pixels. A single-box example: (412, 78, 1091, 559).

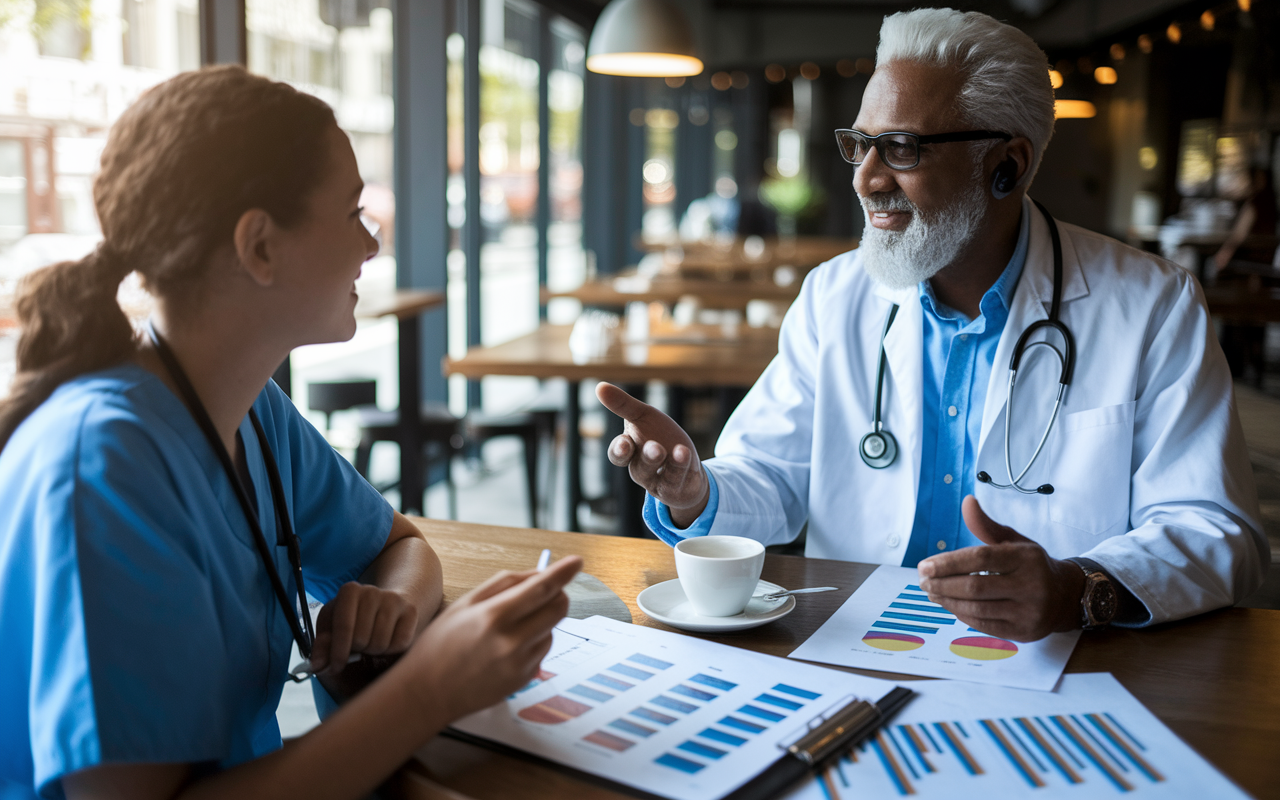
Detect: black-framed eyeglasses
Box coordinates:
(834, 128, 1012, 170)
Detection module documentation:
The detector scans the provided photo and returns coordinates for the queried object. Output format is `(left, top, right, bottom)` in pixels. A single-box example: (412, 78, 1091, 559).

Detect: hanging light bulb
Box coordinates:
(1166, 22, 1182, 44)
(1054, 100, 1097, 119)
(1200, 10, 1215, 30)
(586, 0, 704, 77)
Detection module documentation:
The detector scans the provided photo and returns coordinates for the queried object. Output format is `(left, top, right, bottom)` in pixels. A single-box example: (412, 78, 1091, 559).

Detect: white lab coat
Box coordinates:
(704, 199, 1268, 624)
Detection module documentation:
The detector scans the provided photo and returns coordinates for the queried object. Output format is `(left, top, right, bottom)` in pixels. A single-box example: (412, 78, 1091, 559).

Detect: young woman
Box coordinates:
(0, 65, 580, 800)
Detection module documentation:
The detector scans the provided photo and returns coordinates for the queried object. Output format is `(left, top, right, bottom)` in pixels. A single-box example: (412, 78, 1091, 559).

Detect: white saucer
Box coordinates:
(636, 579, 796, 633)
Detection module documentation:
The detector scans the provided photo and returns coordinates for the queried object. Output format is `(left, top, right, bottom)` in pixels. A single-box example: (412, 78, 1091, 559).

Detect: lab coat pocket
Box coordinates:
(1048, 401, 1135, 535)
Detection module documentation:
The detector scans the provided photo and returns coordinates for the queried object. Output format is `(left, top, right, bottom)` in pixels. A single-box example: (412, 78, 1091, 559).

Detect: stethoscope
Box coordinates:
(859, 200, 1076, 495)
(147, 322, 316, 670)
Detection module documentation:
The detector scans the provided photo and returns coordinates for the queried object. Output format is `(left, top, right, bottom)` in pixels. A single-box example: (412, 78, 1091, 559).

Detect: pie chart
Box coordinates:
(862, 631, 926, 651)
(949, 636, 1018, 661)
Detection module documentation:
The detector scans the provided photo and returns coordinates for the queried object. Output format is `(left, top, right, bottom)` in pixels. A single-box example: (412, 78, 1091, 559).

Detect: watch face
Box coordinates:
(1087, 575, 1118, 624)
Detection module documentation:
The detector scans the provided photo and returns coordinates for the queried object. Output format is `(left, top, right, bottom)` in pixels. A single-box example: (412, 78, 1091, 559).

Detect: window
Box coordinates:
(247, 0, 400, 417)
(0, 0, 196, 385)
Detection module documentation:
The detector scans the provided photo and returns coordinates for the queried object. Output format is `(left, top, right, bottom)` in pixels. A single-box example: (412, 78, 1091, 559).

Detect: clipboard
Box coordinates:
(445, 686, 914, 800)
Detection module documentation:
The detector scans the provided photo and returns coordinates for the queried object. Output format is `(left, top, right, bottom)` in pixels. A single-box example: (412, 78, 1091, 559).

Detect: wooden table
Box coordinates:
(638, 236, 857, 278)
(444, 323, 779, 534)
(346, 289, 446, 516)
(542, 275, 800, 310)
(390, 522, 1280, 800)
(1204, 284, 1280, 325)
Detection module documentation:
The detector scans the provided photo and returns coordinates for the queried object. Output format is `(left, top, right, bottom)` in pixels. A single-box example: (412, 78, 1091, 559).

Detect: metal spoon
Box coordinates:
(755, 586, 840, 601)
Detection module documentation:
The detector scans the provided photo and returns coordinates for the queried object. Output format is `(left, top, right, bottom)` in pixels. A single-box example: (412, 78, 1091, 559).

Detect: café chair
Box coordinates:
(307, 379, 378, 435)
(353, 403, 463, 520)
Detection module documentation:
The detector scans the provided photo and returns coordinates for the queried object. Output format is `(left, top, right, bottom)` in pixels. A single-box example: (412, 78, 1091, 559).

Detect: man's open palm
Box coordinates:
(596, 382, 709, 526)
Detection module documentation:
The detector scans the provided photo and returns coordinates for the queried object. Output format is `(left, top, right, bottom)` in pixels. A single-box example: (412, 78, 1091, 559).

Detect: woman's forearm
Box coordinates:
(361, 514, 444, 630)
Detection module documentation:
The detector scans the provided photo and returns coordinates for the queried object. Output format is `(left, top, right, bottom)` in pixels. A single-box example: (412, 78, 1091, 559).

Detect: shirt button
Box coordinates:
(937, 541, 948, 551)
(948, 405, 958, 417)
(944, 474, 953, 484)
(888, 534, 901, 547)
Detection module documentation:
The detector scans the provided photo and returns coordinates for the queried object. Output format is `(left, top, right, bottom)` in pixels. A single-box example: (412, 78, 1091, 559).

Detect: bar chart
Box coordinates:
(791, 566, 1080, 690)
(453, 616, 903, 800)
(782, 674, 1248, 800)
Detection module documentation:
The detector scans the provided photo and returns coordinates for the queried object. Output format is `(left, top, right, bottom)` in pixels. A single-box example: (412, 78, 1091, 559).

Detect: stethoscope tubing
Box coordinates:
(863, 200, 1074, 493)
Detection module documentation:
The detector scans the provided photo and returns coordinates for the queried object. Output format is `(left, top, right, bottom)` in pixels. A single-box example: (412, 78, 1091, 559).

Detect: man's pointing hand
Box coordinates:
(596, 382, 710, 528)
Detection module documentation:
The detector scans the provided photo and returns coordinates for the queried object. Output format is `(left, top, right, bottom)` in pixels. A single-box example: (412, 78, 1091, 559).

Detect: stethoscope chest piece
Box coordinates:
(860, 430, 897, 469)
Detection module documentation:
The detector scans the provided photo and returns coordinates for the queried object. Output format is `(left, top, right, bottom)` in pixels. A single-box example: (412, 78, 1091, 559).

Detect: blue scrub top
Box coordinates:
(0, 364, 393, 799)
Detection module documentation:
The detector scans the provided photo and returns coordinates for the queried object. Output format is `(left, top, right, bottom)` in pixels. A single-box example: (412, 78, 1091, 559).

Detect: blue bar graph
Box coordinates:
(656, 753, 704, 774)
(567, 684, 613, 703)
(651, 695, 698, 714)
(678, 740, 727, 760)
(609, 663, 654, 681)
(670, 684, 717, 702)
(719, 715, 766, 733)
(738, 704, 785, 722)
(773, 684, 821, 700)
(690, 674, 737, 691)
(699, 727, 747, 746)
(755, 693, 803, 711)
(628, 653, 674, 670)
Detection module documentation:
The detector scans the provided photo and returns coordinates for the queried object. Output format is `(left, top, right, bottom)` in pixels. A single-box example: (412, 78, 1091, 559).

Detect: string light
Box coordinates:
(1054, 100, 1096, 119)
(1238, 0, 1250, 11)
(1166, 22, 1181, 44)
(1094, 66, 1118, 85)
(1200, 10, 1215, 31)
(1048, 69, 1063, 89)
(1110, 43, 1125, 61)
(1138, 34, 1153, 54)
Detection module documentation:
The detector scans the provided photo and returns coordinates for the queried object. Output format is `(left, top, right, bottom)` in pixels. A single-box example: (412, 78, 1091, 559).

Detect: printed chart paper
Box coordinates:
(450, 615, 900, 800)
(779, 673, 1249, 800)
(789, 565, 1080, 690)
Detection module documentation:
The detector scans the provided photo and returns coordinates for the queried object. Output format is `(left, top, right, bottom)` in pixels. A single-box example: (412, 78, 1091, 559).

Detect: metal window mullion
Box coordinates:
(462, 0, 483, 410)
(198, 0, 246, 66)
(536, 9, 552, 319)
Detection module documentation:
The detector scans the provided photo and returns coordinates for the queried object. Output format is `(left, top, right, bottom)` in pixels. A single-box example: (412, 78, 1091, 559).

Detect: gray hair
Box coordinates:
(876, 8, 1055, 186)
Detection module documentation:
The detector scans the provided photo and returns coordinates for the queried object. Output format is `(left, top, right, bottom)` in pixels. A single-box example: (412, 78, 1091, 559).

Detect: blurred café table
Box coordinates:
(352, 289, 447, 516)
(445, 321, 779, 537)
(541, 272, 800, 311)
(640, 236, 857, 280)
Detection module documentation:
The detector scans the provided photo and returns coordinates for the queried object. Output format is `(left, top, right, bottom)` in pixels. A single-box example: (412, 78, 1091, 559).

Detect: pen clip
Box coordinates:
(783, 686, 914, 766)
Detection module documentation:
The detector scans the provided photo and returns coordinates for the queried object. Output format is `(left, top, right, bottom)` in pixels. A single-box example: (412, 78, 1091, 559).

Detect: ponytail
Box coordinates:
(0, 246, 136, 449)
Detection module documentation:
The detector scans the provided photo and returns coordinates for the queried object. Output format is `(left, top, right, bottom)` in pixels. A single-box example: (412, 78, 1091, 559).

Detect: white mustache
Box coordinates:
(861, 192, 916, 214)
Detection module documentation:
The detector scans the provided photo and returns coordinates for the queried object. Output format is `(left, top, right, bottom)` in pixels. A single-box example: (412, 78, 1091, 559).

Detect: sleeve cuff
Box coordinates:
(643, 467, 719, 546)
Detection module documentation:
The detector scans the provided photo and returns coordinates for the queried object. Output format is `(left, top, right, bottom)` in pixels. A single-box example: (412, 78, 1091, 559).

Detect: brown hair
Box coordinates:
(0, 65, 337, 450)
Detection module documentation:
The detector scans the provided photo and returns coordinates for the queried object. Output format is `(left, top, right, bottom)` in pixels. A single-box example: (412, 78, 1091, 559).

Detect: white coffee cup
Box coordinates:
(674, 536, 766, 617)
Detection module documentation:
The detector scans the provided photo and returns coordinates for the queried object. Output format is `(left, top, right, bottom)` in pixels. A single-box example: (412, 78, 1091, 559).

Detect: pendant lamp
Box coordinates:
(586, 0, 703, 77)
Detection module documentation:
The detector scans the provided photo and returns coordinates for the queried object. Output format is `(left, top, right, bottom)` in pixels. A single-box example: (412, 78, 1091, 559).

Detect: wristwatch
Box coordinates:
(1078, 564, 1119, 630)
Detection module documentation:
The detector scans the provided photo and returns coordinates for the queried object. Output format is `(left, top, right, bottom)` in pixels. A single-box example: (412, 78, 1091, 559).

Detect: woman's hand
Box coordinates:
(310, 582, 419, 675)
(404, 556, 582, 723)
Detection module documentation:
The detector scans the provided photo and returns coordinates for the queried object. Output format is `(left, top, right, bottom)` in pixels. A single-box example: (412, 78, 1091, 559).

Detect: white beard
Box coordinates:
(857, 182, 989, 291)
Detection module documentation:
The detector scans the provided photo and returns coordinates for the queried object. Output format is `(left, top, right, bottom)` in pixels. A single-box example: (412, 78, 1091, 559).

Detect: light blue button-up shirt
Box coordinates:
(902, 209, 1029, 565)
(645, 211, 1030, 557)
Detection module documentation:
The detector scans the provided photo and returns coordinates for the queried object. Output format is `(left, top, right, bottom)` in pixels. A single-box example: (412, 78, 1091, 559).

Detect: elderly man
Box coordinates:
(598, 7, 1267, 642)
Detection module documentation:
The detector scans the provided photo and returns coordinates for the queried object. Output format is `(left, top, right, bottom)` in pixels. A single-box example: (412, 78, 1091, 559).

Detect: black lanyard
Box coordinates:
(146, 322, 315, 659)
